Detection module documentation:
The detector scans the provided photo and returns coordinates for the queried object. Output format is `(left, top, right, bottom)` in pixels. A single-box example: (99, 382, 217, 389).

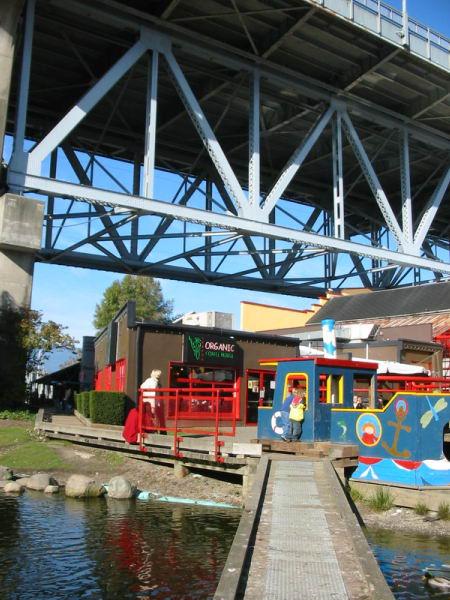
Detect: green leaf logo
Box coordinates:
(188, 336, 202, 360)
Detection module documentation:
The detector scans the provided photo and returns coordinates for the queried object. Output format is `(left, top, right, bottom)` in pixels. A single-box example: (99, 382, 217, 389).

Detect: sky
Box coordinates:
(6, 0, 450, 360)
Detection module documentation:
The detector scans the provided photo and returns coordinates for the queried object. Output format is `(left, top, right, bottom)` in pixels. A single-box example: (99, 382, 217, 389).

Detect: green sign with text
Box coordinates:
(183, 333, 242, 366)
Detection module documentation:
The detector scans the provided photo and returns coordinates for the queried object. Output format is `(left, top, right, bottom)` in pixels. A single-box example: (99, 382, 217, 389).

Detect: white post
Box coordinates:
(402, 0, 408, 46)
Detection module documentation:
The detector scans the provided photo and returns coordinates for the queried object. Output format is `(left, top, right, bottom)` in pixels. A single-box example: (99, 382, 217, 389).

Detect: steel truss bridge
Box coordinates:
(4, 0, 450, 298)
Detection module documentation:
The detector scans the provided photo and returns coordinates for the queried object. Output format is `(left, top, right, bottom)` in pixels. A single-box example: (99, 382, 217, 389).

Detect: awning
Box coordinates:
(352, 358, 429, 375)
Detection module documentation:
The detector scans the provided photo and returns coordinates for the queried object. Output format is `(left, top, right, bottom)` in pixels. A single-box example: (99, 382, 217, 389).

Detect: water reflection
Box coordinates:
(0, 493, 240, 599)
(366, 528, 450, 600)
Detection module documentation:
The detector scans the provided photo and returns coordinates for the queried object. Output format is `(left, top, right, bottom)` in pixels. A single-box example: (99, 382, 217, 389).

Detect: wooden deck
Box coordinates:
(35, 409, 261, 484)
(258, 439, 359, 467)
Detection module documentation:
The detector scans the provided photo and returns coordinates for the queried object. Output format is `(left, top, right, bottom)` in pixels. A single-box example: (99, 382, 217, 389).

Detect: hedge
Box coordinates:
(74, 392, 83, 413)
(81, 391, 91, 418)
(89, 391, 126, 425)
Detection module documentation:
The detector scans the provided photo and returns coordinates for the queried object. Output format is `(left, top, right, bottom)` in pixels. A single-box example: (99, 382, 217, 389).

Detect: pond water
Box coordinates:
(0, 492, 240, 599)
(367, 528, 450, 599)
(1, 492, 449, 599)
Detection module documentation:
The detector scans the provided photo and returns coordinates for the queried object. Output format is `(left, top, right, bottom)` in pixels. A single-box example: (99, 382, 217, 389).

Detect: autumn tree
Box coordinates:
(0, 307, 78, 407)
(20, 309, 78, 375)
(93, 275, 174, 330)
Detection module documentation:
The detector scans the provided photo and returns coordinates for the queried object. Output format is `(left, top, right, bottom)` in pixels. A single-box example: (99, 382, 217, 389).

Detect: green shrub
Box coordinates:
(437, 502, 450, 521)
(89, 391, 126, 425)
(414, 502, 429, 516)
(74, 393, 82, 413)
(0, 409, 35, 421)
(367, 488, 394, 512)
(81, 391, 91, 418)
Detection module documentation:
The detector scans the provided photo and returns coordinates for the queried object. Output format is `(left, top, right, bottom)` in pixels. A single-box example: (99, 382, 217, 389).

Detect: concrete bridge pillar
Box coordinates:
(0, 2, 43, 310)
(0, 193, 43, 309)
(0, 0, 24, 160)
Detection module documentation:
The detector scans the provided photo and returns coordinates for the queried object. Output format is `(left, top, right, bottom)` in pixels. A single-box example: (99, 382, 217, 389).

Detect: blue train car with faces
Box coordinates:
(257, 356, 450, 487)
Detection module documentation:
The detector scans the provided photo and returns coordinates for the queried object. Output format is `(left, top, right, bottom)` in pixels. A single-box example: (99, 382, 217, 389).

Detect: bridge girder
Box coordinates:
(4, 0, 450, 297)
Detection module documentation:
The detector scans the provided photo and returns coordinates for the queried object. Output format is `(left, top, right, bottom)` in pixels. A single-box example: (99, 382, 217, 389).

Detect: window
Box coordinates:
(353, 373, 376, 408)
(168, 363, 238, 419)
(283, 373, 308, 407)
(318, 373, 343, 403)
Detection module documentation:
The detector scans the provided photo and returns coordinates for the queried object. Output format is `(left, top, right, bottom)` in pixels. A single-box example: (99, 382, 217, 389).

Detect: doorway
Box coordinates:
(246, 369, 276, 425)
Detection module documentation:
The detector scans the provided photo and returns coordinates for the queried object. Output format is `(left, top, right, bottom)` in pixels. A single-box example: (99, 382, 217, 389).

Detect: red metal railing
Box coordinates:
(137, 386, 237, 463)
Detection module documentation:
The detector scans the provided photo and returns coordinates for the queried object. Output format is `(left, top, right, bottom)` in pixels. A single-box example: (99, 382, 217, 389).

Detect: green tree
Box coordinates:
(93, 275, 174, 330)
(0, 307, 78, 407)
(20, 309, 78, 375)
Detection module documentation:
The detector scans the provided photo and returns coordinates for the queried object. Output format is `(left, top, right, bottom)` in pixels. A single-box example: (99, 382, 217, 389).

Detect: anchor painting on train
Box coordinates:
(257, 357, 450, 487)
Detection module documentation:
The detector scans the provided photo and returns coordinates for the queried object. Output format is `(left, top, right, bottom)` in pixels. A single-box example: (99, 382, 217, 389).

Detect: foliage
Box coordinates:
(93, 274, 174, 330)
(367, 488, 394, 512)
(0, 409, 35, 421)
(82, 392, 91, 418)
(89, 391, 126, 425)
(349, 486, 365, 503)
(0, 307, 28, 406)
(437, 502, 450, 520)
(0, 306, 77, 408)
(20, 308, 78, 375)
(414, 502, 429, 516)
(74, 392, 85, 413)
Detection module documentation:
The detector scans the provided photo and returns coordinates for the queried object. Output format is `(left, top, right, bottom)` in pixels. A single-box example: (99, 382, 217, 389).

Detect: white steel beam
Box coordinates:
(341, 111, 406, 250)
(248, 70, 260, 208)
(26, 37, 149, 172)
(413, 167, 450, 252)
(143, 50, 158, 198)
(164, 50, 249, 217)
(332, 113, 345, 239)
(8, 171, 450, 275)
(399, 128, 413, 246)
(261, 105, 334, 217)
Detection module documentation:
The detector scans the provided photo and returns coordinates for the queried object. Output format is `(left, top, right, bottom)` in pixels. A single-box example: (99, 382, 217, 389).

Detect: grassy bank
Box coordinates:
(0, 419, 242, 504)
(0, 424, 70, 471)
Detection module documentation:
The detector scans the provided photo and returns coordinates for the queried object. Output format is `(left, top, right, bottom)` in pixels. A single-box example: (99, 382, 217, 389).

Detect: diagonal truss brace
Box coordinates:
(413, 167, 450, 252)
(163, 50, 250, 217)
(261, 105, 335, 217)
(25, 37, 150, 173)
(340, 110, 407, 252)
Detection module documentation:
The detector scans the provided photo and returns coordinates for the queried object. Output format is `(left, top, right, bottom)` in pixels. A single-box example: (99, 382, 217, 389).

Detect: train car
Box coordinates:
(257, 357, 450, 487)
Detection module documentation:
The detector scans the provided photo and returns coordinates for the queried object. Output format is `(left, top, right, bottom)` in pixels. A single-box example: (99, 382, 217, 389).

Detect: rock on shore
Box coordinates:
(65, 474, 105, 498)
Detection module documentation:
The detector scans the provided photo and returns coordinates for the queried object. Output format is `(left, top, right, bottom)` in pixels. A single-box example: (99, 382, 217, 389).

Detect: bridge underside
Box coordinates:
(4, 0, 450, 297)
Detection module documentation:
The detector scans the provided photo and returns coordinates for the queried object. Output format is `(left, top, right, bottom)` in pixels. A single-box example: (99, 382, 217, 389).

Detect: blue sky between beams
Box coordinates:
(4, 0, 450, 349)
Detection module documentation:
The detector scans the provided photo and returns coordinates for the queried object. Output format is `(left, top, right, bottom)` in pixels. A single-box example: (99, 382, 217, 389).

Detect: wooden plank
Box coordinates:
(232, 443, 262, 457)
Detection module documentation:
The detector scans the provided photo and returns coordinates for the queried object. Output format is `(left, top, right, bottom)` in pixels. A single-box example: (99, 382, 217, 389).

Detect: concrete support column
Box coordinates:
(0, 0, 25, 159)
(0, 193, 43, 309)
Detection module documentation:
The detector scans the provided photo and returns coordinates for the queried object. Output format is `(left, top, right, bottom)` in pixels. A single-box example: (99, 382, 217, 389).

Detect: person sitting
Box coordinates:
(353, 395, 364, 409)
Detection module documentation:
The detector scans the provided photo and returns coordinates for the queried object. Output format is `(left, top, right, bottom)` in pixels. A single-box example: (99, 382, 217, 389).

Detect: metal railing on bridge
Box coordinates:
(138, 386, 237, 462)
(313, 0, 449, 71)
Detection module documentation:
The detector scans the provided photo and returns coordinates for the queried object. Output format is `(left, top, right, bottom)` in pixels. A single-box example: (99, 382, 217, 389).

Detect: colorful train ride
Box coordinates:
(257, 357, 450, 487)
